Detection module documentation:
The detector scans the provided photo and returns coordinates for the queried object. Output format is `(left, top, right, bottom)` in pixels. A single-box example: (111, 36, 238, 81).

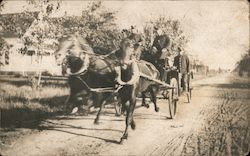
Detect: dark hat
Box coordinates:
(177, 47, 183, 52)
(153, 26, 159, 30)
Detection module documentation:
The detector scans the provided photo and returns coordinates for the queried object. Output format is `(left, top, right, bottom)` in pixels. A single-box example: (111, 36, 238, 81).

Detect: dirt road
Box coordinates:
(1, 74, 250, 156)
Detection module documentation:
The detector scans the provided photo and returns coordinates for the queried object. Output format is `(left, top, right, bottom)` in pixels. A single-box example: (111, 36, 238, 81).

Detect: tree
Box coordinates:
(60, 1, 122, 55)
(21, 0, 62, 86)
(0, 37, 9, 66)
(237, 49, 250, 77)
(22, 0, 62, 53)
(0, 0, 5, 12)
(83, 2, 122, 54)
(0, 0, 8, 66)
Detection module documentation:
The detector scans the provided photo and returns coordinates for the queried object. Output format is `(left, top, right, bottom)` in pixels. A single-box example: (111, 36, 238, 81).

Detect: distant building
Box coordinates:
(1, 36, 61, 75)
(0, 12, 62, 75)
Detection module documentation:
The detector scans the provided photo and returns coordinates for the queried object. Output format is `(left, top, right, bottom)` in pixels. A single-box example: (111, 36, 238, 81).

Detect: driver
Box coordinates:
(151, 27, 170, 80)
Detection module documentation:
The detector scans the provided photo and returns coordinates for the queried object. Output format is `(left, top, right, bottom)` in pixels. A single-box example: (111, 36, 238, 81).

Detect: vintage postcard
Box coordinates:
(0, 0, 249, 156)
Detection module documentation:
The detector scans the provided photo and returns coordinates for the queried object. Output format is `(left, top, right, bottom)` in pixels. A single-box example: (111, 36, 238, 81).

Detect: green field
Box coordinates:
(0, 76, 69, 129)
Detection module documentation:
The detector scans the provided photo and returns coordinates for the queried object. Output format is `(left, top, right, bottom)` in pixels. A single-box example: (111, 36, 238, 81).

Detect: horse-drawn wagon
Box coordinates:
(65, 57, 180, 119)
(55, 34, 192, 142)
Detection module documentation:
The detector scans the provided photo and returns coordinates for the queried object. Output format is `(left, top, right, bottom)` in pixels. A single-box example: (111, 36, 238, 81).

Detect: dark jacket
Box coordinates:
(152, 34, 170, 58)
(173, 54, 190, 74)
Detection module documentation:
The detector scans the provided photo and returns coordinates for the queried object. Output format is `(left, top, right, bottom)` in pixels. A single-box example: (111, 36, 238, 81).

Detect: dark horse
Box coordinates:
(117, 59, 161, 143)
(62, 53, 161, 122)
(114, 38, 161, 142)
(56, 34, 118, 123)
(66, 54, 119, 124)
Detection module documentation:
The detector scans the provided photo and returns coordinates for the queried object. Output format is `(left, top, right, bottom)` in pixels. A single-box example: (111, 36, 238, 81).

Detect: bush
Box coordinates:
(53, 2, 123, 55)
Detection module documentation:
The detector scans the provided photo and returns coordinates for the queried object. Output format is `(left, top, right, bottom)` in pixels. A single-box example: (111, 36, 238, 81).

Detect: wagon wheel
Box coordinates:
(168, 78, 178, 119)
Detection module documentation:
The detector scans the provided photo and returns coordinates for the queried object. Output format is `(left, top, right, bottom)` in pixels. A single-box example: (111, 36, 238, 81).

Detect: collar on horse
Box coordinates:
(68, 63, 88, 76)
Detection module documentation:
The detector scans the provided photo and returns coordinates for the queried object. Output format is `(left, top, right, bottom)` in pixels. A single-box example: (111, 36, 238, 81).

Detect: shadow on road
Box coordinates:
(134, 113, 170, 120)
(0, 108, 66, 129)
(39, 120, 123, 133)
(46, 128, 121, 144)
(38, 121, 122, 144)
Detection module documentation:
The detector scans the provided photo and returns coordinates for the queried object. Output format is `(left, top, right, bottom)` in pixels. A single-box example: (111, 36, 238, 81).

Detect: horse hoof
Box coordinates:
(121, 134, 128, 141)
(71, 107, 78, 114)
(142, 104, 150, 109)
(155, 107, 159, 112)
(94, 119, 99, 125)
(131, 121, 136, 130)
(119, 138, 124, 144)
(115, 113, 121, 117)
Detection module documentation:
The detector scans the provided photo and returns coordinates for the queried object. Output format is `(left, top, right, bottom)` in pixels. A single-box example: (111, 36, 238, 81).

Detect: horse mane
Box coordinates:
(56, 34, 94, 57)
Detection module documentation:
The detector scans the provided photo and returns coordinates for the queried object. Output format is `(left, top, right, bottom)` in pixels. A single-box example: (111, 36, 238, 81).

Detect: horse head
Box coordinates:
(55, 35, 73, 66)
(55, 34, 94, 75)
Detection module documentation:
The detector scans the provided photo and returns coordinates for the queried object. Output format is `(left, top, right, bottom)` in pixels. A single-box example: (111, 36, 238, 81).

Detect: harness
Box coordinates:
(70, 67, 123, 93)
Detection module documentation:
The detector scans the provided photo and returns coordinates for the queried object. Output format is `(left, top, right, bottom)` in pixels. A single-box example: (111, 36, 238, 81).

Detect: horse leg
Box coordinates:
(65, 94, 71, 111)
(141, 92, 149, 108)
(120, 92, 137, 143)
(120, 98, 126, 116)
(65, 88, 74, 111)
(94, 94, 103, 124)
(120, 101, 129, 143)
(94, 103, 103, 124)
(130, 97, 137, 130)
(150, 87, 159, 112)
(65, 94, 78, 114)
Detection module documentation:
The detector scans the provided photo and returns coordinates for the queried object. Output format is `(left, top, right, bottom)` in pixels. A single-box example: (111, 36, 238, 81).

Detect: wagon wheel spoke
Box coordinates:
(168, 78, 178, 119)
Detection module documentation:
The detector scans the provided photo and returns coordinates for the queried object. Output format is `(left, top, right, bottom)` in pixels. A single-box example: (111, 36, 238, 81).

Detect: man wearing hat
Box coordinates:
(173, 47, 190, 94)
(151, 27, 170, 80)
(152, 28, 170, 59)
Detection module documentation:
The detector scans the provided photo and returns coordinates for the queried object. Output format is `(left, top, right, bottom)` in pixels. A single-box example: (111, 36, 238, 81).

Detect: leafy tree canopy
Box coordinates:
(143, 16, 189, 57)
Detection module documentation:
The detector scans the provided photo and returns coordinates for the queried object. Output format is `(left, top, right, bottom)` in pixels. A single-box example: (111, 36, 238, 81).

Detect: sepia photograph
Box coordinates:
(0, 0, 249, 155)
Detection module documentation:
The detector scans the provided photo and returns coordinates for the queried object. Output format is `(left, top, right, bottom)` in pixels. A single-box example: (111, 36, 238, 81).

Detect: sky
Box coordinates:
(1, 0, 249, 70)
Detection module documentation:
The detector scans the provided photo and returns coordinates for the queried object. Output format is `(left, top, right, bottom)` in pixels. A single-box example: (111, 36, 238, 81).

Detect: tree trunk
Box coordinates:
(37, 55, 42, 87)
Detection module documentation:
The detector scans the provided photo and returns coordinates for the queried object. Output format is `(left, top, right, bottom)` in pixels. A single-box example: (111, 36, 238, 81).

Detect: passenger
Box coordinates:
(151, 27, 170, 79)
(160, 49, 171, 82)
(173, 47, 190, 94)
(152, 27, 170, 61)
